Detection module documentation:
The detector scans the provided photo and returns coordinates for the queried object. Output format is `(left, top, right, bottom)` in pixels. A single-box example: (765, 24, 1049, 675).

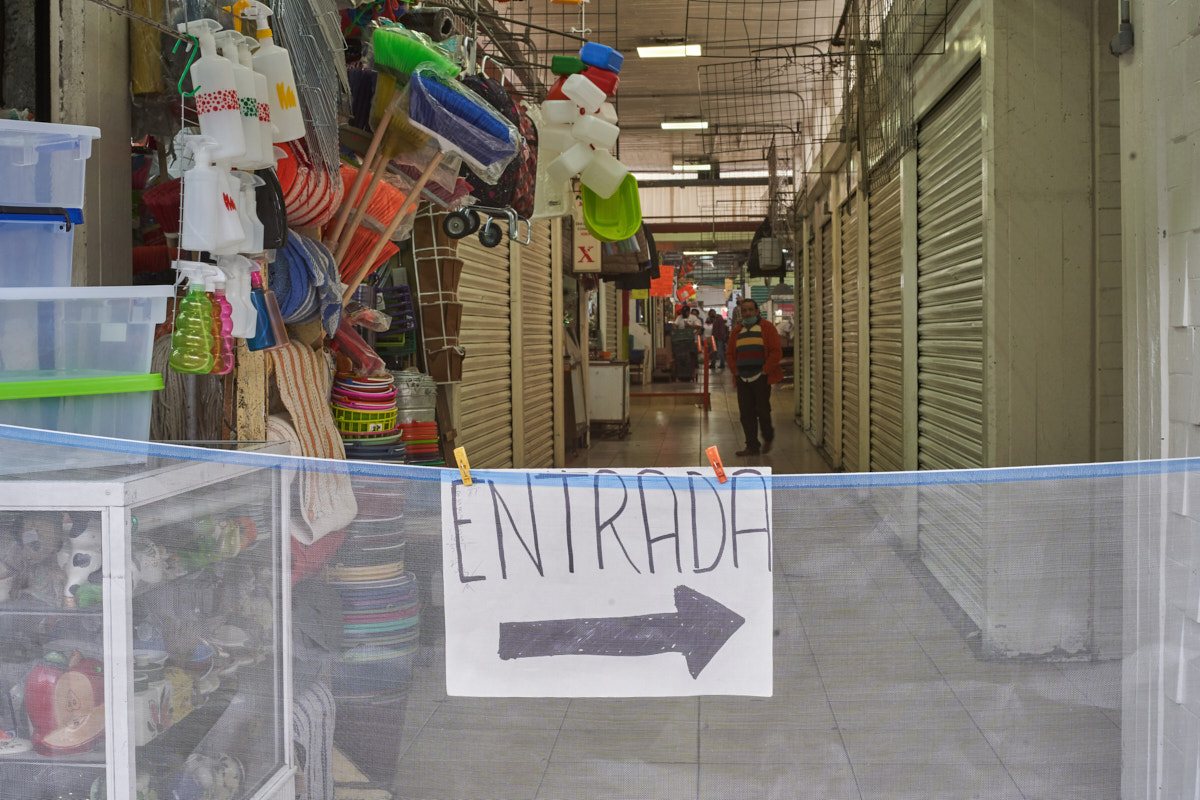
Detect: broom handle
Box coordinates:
(333, 147, 390, 267)
(326, 87, 401, 246)
(342, 151, 444, 304)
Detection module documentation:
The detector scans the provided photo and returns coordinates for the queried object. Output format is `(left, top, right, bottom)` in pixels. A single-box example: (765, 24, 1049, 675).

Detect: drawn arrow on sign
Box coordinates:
(497, 585, 745, 679)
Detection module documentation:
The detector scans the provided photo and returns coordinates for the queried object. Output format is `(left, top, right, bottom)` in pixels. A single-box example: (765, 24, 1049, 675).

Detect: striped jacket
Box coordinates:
(726, 319, 784, 385)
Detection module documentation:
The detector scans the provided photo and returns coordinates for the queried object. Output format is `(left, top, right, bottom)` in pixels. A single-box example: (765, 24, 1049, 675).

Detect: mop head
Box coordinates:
(406, 68, 521, 183)
(370, 23, 460, 82)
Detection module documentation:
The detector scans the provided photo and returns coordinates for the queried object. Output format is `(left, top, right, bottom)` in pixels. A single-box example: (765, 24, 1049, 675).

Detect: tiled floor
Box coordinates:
(390, 379, 1121, 799)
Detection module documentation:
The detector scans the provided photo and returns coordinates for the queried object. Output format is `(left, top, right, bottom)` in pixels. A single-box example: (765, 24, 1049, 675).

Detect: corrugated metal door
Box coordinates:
(806, 229, 819, 439)
(916, 66, 985, 628)
(840, 195, 860, 473)
(820, 219, 834, 457)
(522, 221, 555, 468)
(458, 232, 514, 468)
(868, 169, 903, 472)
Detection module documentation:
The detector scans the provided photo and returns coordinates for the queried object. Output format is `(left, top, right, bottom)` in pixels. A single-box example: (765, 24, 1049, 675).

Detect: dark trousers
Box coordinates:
(714, 338, 727, 368)
(736, 376, 774, 449)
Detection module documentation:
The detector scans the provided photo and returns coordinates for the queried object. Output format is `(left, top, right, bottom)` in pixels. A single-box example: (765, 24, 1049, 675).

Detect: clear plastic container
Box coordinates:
(0, 210, 80, 287)
(0, 372, 161, 443)
(0, 120, 101, 210)
(0, 286, 173, 380)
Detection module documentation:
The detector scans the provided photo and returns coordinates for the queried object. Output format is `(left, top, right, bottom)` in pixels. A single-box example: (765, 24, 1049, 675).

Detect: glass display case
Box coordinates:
(0, 446, 293, 800)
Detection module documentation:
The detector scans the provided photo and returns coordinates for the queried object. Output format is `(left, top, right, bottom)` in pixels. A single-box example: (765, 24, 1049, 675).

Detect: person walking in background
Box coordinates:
(726, 298, 783, 456)
(709, 309, 728, 370)
(671, 305, 701, 381)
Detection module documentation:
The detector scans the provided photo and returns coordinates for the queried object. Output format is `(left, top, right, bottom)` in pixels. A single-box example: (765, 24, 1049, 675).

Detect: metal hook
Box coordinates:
(173, 34, 201, 98)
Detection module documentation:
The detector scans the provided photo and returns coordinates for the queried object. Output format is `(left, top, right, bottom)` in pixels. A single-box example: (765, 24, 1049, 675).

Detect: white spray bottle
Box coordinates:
(240, 34, 276, 168)
(243, 1, 305, 143)
(182, 136, 238, 253)
(176, 19, 246, 162)
(237, 172, 266, 253)
(214, 29, 263, 170)
(209, 162, 250, 255)
(217, 255, 260, 339)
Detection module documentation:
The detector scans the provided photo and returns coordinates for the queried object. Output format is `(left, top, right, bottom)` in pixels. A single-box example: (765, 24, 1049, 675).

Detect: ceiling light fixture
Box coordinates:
(632, 172, 698, 181)
(661, 120, 709, 130)
(683, 250, 718, 256)
(672, 163, 712, 172)
(719, 169, 795, 179)
(637, 44, 702, 58)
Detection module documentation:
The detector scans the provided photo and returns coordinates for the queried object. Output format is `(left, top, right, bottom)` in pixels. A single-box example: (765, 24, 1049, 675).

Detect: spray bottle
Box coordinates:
(169, 262, 217, 374)
(209, 164, 251, 256)
(247, 261, 290, 351)
(240, 34, 276, 168)
(236, 171, 265, 253)
(214, 29, 263, 170)
(176, 19, 246, 162)
(243, 2, 305, 143)
(204, 266, 236, 375)
(217, 255, 259, 338)
(181, 136, 242, 253)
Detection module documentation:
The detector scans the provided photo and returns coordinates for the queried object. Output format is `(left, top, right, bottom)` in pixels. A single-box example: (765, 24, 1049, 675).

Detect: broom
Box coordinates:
(326, 25, 456, 251)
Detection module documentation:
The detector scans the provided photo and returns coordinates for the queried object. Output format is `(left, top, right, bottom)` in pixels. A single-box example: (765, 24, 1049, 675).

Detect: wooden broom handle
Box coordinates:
(326, 87, 401, 246)
(333, 146, 390, 267)
(342, 151, 444, 304)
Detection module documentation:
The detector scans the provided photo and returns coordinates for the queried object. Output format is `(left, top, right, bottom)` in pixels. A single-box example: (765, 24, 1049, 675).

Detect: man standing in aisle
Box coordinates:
(709, 309, 728, 370)
(727, 298, 783, 456)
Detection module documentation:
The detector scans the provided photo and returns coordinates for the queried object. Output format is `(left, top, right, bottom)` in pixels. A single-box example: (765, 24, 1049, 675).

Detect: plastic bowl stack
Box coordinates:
(331, 373, 406, 462)
(399, 422, 442, 466)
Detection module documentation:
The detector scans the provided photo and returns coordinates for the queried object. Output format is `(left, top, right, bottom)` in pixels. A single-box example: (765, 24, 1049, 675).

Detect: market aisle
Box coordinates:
(387, 389, 1121, 800)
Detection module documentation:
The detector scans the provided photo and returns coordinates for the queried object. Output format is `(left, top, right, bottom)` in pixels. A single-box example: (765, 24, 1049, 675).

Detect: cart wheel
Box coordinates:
(478, 222, 503, 248)
(463, 208, 482, 234)
(442, 211, 472, 239)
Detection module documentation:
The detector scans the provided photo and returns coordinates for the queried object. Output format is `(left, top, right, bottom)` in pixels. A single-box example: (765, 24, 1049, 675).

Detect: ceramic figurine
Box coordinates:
(59, 516, 102, 608)
(25, 650, 105, 756)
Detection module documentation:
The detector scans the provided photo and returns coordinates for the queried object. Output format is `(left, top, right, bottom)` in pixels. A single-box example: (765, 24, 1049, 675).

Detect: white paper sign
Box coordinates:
(441, 468, 773, 697)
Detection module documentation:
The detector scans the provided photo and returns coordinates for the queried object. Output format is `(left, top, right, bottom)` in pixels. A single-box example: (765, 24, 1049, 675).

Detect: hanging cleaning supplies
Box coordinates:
(241, 34, 276, 167)
(206, 266, 235, 375)
(243, 2, 305, 144)
(247, 265, 290, 351)
(176, 19, 247, 162)
(237, 172, 265, 253)
(181, 136, 245, 253)
(214, 29, 264, 169)
(169, 262, 217, 374)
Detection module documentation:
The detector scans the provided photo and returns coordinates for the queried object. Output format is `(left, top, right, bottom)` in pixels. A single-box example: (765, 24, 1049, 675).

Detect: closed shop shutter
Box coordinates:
(820, 218, 834, 457)
(840, 195, 860, 472)
(868, 169, 903, 472)
(605, 283, 619, 354)
(522, 221, 555, 468)
(916, 65, 985, 628)
(458, 232, 513, 468)
(806, 229, 819, 439)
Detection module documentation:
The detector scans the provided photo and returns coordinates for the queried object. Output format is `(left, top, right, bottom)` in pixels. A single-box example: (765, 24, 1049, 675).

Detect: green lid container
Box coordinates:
(551, 56, 586, 76)
(0, 373, 164, 401)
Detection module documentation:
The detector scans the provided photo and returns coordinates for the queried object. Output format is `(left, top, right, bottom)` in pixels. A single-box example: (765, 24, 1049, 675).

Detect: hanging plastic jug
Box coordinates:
(177, 19, 247, 162)
(237, 171, 266, 252)
(181, 136, 244, 253)
(208, 162, 251, 255)
(214, 29, 263, 170)
(169, 262, 217, 374)
(240, 34, 276, 167)
(217, 255, 260, 338)
(243, 2, 305, 143)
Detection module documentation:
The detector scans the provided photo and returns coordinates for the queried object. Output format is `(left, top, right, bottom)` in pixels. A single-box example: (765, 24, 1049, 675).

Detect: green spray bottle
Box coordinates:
(169, 262, 217, 374)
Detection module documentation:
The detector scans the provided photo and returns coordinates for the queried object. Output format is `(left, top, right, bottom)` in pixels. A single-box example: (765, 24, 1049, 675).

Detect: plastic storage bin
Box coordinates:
(0, 119, 101, 210)
(0, 209, 82, 287)
(0, 286, 172, 380)
(0, 371, 163, 443)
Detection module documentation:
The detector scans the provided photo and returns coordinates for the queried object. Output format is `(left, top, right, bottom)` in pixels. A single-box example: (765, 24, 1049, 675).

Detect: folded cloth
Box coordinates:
(268, 341, 358, 544)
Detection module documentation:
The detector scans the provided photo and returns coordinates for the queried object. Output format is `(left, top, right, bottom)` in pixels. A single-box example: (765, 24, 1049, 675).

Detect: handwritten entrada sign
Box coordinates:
(441, 468, 773, 697)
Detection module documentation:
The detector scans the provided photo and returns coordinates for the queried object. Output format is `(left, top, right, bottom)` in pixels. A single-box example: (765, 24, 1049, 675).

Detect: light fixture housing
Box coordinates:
(683, 250, 718, 256)
(632, 172, 698, 181)
(661, 120, 709, 130)
(672, 163, 712, 172)
(637, 44, 702, 58)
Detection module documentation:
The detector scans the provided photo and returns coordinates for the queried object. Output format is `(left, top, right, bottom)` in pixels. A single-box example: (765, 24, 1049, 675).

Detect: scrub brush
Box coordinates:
(326, 25, 457, 248)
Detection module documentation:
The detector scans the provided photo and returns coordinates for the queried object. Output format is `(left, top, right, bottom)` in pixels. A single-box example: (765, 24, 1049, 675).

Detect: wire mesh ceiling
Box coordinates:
(685, 0, 842, 59)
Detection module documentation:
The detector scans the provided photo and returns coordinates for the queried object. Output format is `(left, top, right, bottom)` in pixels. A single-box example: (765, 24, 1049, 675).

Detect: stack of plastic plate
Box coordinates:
(399, 421, 442, 465)
(329, 505, 419, 700)
(332, 374, 406, 461)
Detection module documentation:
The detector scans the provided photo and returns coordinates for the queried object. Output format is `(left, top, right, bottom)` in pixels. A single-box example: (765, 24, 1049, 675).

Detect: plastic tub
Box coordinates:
(0, 286, 173, 380)
(0, 120, 101, 210)
(0, 209, 81, 287)
(0, 372, 162, 440)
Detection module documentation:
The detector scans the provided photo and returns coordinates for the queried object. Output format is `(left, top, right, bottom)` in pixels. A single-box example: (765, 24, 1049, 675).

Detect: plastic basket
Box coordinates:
(331, 404, 398, 435)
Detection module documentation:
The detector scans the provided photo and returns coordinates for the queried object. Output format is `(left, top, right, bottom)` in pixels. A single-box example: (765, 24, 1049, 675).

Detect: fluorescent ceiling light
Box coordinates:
(661, 120, 709, 130)
(672, 163, 711, 172)
(683, 250, 718, 256)
(632, 172, 697, 181)
(637, 44, 702, 58)
(719, 169, 795, 179)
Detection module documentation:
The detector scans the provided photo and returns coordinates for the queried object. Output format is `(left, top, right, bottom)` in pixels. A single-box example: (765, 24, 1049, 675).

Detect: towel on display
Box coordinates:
(272, 233, 345, 337)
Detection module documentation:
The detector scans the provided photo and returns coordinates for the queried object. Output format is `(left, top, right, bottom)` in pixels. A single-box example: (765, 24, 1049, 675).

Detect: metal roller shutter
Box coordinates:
(916, 66, 985, 629)
(840, 196, 860, 473)
(605, 283, 619, 354)
(806, 229, 819, 439)
(458, 232, 514, 468)
(820, 219, 834, 458)
(522, 221, 555, 468)
(868, 171, 903, 472)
